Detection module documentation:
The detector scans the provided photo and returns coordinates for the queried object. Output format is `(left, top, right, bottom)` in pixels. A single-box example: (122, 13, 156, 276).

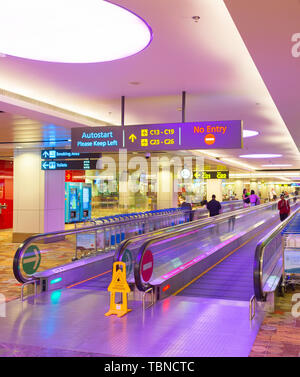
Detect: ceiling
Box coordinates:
(0, 0, 299, 171)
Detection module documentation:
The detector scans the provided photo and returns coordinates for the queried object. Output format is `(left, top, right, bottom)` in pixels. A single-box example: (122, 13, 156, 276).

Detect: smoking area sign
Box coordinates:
(71, 120, 243, 153)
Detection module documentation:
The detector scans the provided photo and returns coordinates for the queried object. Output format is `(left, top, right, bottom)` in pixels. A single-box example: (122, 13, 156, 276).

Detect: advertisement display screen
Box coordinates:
(284, 249, 300, 274)
(82, 187, 90, 211)
(69, 188, 77, 211)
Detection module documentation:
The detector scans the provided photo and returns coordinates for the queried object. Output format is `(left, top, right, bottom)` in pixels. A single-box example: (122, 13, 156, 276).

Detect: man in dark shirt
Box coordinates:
(206, 195, 222, 217)
(179, 196, 193, 221)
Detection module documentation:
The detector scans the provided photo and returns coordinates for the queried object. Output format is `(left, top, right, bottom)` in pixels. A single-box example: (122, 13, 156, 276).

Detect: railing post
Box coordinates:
(249, 295, 256, 321)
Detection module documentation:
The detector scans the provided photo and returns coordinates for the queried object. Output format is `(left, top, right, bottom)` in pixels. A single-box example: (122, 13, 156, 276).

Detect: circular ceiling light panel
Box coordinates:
(0, 0, 152, 63)
(240, 154, 282, 158)
(243, 130, 259, 138)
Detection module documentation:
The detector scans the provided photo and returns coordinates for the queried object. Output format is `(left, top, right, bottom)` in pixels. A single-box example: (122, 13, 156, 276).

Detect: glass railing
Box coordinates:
(253, 203, 300, 301)
(13, 208, 190, 284)
(123, 198, 299, 291)
(192, 200, 244, 220)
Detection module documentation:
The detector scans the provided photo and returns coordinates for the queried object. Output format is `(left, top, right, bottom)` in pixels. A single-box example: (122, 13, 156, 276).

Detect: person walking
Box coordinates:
(179, 195, 193, 221)
(206, 194, 222, 217)
(249, 190, 260, 206)
(271, 188, 277, 201)
(278, 194, 290, 222)
(294, 189, 298, 203)
(242, 188, 250, 207)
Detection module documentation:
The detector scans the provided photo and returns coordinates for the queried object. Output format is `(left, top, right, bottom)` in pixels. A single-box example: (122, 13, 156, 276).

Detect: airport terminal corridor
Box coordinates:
(0, 0, 300, 360)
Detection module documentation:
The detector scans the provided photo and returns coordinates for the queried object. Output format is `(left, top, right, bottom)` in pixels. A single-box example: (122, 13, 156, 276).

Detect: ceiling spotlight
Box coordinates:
(192, 16, 200, 22)
(129, 82, 141, 85)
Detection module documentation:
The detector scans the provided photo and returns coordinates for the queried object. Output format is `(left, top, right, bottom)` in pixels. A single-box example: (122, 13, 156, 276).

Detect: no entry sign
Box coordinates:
(141, 249, 154, 283)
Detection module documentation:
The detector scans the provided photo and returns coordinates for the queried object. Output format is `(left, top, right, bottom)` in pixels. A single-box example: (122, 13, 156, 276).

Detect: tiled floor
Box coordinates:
(0, 291, 265, 357)
(1, 227, 300, 357)
(0, 229, 22, 301)
(0, 342, 115, 357)
(0, 227, 78, 302)
(250, 288, 300, 357)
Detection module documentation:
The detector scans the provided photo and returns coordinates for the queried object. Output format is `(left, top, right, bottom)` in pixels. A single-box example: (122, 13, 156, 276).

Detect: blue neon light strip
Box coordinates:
(50, 277, 62, 285)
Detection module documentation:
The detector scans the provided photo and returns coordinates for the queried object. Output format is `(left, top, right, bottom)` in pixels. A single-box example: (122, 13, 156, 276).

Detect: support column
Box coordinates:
(206, 179, 223, 202)
(13, 149, 65, 242)
(250, 181, 258, 194)
(157, 168, 177, 209)
(234, 180, 243, 200)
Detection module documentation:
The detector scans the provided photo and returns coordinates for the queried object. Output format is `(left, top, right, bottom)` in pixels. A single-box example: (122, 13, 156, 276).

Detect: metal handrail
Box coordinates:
(114, 211, 193, 263)
(249, 295, 256, 321)
(142, 287, 154, 310)
(115, 200, 268, 265)
(21, 280, 38, 301)
(253, 201, 300, 301)
(133, 200, 283, 291)
(13, 209, 189, 283)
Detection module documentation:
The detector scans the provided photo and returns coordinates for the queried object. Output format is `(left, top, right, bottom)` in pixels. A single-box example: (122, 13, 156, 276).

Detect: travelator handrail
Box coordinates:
(112, 200, 278, 291)
(253, 200, 300, 301)
(134, 201, 281, 291)
(114, 200, 246, 262)
(13, 209, 190, 284)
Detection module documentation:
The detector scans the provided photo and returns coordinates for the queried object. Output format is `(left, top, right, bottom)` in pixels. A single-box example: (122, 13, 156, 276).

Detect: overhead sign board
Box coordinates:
(41, 149, 101, 160)
(71, 127, 123, 153)
(193, 171, 229, 179)
(71, 120, 242, 153)
(41, 160, 99, 170)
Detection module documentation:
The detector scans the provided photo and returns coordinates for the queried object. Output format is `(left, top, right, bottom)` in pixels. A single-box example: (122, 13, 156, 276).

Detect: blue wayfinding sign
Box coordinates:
(41, 149, 101, 160)
(41, 160, 99, 170)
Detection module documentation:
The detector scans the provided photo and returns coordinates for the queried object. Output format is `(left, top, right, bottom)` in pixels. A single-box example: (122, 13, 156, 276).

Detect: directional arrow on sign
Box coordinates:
(23, 248, 40, 270)
(194, 172, 201, 179)
(42, 162, 49, 170)
(129, 134, 137, 143)
(42, 151, 49, 158)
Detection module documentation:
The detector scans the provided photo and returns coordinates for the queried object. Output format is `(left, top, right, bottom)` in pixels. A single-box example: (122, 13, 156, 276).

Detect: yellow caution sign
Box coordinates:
(105, 262, 132, 318)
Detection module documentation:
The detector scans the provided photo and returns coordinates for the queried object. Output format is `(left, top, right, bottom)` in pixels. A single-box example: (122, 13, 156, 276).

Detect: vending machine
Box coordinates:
(80, 183, 92, 221)
(65, 182, 92, 223)
(65, 182, 81, 223)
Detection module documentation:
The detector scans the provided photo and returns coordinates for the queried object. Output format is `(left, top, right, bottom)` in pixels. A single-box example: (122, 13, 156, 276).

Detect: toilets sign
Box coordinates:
(71, 120, 242, 152)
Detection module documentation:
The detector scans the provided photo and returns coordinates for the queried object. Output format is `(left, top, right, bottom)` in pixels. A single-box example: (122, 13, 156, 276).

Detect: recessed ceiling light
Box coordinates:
(192, 16, 200, 22)
(0, 0, 152, 63)
(240, 154, 282, 158)
(262, 164, 292, 167)
(129, 82, 141, 85)
(243, 130, 259, 138)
